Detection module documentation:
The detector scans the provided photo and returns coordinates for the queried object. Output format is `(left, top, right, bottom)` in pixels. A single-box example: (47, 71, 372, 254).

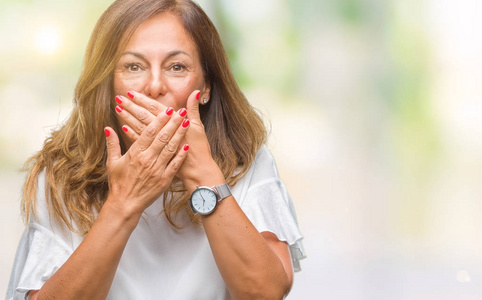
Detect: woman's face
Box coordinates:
(113, 12, 209, 113)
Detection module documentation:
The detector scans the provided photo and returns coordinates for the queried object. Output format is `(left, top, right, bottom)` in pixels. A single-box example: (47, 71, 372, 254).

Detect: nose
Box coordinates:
(144, 69, 167, 100)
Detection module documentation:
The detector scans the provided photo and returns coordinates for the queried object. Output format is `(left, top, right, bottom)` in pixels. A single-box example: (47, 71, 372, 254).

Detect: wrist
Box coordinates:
(102, 196, 142, 231)
(183, 161, 226, 194)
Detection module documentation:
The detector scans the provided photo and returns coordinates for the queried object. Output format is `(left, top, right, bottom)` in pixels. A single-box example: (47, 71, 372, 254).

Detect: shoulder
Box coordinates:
(231, 145, 282, 203)
(249, 145, 281, 183)
(29, 170, 78, 247)
(31, 169, 50, 227)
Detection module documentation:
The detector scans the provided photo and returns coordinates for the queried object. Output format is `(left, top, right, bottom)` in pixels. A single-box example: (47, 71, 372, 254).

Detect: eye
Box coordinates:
(125, 63, 142, 72)
(169, 63, 187, 72)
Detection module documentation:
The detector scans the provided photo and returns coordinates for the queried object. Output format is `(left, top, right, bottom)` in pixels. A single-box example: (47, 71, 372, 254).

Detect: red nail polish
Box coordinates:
(166, 107, 174, 115)
(179, 108, 187, 117)
(115, 96, 122, 104)
(122, 126, 128, 132)
(104, 129, 110, 137)
(196, 91, 201, 100)
(183, 144, 189, 151)
(182, 119, 190, 128)
(116, 106, 123, 113)
(127, 91, 134, 99)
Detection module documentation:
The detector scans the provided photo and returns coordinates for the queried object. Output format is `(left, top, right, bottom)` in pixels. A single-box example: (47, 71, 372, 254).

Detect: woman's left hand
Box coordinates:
(116, 90, 223, 192)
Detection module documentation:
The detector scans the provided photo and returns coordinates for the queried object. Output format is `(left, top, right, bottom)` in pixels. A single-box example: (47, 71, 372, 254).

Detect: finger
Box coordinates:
(114, 103, 150, 136)
(116, 95, 156, 124)
(132, 107, 174, 152)
(164, 144, 190, 179)
(186, 90, 202, 122)
(148, 108, 187, 158)
(126, 90, 166, 116)
(121, 125, 140, 142)
(104, 127, 122, 167)
(158, 118, 190, 162)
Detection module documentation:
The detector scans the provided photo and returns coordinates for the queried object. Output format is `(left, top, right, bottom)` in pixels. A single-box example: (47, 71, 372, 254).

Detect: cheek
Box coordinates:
(113, 73, 146, 95)
(169, 77, 204, 108)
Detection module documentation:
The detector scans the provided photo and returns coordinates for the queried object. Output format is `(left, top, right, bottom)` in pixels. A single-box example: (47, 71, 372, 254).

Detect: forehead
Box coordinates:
(122, 12, 198, 56)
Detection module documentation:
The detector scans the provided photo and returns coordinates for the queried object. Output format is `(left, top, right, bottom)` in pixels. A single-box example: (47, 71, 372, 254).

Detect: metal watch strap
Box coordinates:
(213, 183, 231, 201)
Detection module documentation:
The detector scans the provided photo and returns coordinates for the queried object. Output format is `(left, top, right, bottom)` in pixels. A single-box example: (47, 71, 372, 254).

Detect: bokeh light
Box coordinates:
(34, 26, 62, 56)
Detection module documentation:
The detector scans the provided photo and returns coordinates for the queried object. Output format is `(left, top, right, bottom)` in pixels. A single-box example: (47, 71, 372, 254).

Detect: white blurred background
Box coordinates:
(1, 0, 482, 299)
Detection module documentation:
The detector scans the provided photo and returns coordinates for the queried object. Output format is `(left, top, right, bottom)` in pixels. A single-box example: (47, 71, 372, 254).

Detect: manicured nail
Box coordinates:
(122, 126, 128, 132)
(179, 108, 187, 117)
(183, 144, 190, 151)
(115, 96, 123, 104)
(182, 119, 190, 128)
(196, 91, 201, 100)
(166, 107, 174, 116)
(116, 106, 123, 113)
(104, 129, 110, 137)
(127, 91, 135, 99)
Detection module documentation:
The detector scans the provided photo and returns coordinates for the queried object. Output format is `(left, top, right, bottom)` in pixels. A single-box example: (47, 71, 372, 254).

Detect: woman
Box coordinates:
(7, 0, 305, 299)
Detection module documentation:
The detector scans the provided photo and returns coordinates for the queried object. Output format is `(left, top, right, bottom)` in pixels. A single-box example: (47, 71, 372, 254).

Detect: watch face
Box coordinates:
(190, 187, 218, 215)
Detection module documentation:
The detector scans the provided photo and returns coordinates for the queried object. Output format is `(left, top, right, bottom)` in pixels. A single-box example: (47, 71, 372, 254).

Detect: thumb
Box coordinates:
(104, 127, 122, 166)
(186, 90, 201, 122)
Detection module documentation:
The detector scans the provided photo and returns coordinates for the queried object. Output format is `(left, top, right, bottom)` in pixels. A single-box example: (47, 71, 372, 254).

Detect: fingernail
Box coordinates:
(115, 96, 123, 104)
(116, 106, 123, 113)
(122, 126, 128, 132)
(127, 91, 135, 99)
(182, 119, 190, 128)
(179, 108, 187, 117)
(196, 91, 201, 100)
(183, 144, 190, 151)
(166, 107, 174, 115)
(104, 129, 110, 137)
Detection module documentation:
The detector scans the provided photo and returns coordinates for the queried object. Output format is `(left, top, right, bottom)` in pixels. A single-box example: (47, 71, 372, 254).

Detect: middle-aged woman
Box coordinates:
(7, 0, 305, 299)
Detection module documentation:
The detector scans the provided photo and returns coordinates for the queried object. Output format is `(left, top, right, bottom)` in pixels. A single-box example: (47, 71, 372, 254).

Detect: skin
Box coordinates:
(29, 12, 293, 300)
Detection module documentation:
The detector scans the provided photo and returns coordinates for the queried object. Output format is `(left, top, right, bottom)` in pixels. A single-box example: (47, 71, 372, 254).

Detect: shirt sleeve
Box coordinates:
(6, 172, 73, 300)
(237, 146, 306, 272)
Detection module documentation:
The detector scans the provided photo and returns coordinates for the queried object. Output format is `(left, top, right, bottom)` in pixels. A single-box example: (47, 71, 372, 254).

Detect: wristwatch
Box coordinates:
(189, 183, 232, 215)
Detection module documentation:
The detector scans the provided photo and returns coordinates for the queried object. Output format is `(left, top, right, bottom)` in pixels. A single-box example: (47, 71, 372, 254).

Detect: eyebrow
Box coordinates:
(120, 50, 191, 60)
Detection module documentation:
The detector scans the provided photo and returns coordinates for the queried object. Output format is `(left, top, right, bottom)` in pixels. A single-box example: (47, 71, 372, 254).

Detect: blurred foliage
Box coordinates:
(212, 0, 251, 87)
(387, 1, 440, 237)
(336, 0, 364, 25)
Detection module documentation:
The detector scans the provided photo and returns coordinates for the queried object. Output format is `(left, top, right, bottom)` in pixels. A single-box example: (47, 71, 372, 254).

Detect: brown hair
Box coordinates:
(22, 0, 266, 235)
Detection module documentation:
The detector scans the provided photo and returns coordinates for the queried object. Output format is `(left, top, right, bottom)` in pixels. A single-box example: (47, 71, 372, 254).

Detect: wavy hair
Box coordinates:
(22, 0, 266, 235)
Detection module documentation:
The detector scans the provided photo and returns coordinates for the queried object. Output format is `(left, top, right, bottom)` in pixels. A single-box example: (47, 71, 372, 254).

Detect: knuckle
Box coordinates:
(106, 140, 116, 149)
(138, 156, 150, 167)
(145, 126, 157, 138)
(134, 123, 146, 134)
(137, 110, 148, 121)
(157, 131, 170, 144)
(169, 160, 180, 171)
(164, 141, 177, 155)
(149, 103, 161, 115)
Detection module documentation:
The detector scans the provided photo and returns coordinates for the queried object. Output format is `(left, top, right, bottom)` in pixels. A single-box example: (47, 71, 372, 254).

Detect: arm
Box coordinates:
(28, 200, 139, 300)
(28, 108, 189, 300)
(183, 162, 293, 300)
(120, 91, 293, 299)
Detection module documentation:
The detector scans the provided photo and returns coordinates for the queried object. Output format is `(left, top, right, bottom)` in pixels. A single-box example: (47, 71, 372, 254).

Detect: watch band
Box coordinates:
(213, 183, 231, 201)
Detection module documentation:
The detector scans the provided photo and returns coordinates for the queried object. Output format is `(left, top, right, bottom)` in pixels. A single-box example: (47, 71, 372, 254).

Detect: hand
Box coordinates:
(177, 90, 224, 192)
(104, 107, 190, 219)
(114, 92, 167, 145)
(116, 90, 225, 193)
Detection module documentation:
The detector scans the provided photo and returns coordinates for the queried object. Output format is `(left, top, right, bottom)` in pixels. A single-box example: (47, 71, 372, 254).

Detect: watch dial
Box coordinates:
(192, 188, 218, 214)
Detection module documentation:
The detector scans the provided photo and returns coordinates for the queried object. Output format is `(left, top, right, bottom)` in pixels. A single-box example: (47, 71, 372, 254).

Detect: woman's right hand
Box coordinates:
(103, 106, 190, 221)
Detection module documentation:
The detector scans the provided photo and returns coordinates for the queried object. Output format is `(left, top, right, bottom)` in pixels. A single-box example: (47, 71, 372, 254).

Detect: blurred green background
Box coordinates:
(2, 0, 482, 299)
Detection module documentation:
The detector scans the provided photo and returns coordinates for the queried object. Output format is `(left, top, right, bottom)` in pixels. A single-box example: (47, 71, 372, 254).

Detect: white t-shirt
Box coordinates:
(6, 146, 305, 300)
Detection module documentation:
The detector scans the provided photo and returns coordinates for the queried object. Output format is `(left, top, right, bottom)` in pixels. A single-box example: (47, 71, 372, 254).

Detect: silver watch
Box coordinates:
(189, 184, 231, 215)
